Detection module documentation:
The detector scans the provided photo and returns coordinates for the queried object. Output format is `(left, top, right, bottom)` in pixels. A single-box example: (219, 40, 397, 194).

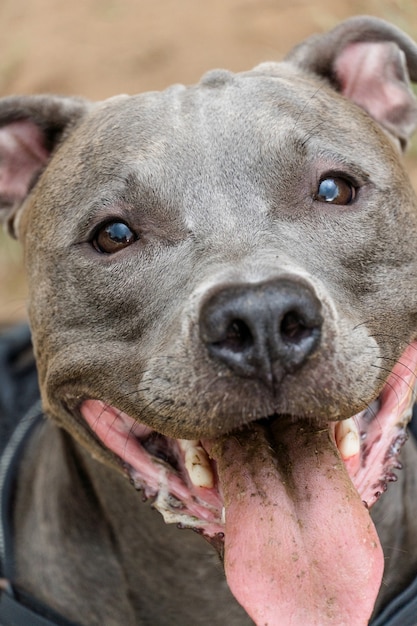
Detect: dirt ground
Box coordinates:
(0, 0, 417, 322)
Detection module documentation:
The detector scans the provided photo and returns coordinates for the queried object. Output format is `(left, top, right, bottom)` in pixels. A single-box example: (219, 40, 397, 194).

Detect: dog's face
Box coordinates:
(1, 16, 417, 626)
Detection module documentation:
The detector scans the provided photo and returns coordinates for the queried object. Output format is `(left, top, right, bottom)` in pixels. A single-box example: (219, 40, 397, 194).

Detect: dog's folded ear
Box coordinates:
(285, 16, 417, 150)
(0, 95, 88, 237)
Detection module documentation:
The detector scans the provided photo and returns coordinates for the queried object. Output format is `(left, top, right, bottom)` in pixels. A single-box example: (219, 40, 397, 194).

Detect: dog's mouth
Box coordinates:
(81, 342, 417, 625)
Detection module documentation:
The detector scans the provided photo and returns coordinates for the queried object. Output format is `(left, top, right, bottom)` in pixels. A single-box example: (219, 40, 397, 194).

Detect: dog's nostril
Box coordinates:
(280, 311, 313, 344)
(215, 319, 253, 353)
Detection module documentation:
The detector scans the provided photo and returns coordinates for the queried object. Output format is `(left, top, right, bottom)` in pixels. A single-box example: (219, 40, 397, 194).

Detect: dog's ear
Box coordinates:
(0, 95, 88, 237)
(285, 16, 417, 150)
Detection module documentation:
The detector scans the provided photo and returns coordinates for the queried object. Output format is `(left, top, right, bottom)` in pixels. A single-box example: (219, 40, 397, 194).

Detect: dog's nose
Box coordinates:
(199, 279, 323, 386)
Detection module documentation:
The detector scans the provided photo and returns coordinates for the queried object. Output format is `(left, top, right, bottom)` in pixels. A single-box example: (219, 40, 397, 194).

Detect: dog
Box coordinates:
(0, 14, 417, 626)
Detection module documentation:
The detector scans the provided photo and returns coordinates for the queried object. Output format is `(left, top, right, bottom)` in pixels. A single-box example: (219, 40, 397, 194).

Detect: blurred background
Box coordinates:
(0, 0, 416, 324)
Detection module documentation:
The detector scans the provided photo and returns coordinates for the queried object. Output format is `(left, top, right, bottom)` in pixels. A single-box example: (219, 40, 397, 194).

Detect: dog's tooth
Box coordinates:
(338, 430, 360, 460)
(335, 417, 357, 441)
(179, 440, 215, 489)
(335, 418, 360, 460)
(188, 461, 215, 489)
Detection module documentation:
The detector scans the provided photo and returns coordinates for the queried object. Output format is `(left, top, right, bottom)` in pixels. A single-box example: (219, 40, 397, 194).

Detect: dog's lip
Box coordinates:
(342, 341, 417, 507)
(80, 399, 225, 536)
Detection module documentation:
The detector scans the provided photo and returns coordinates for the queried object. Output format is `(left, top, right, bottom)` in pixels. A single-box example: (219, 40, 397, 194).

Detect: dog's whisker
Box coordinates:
(371, 364, 416, 394)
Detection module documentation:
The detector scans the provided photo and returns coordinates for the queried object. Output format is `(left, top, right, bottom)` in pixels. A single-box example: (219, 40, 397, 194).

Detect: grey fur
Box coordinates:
(0, 15, 416, 625)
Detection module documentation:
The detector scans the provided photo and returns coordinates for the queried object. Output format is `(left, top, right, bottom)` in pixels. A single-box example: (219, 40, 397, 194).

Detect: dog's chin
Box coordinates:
(79, 341, 417, 625)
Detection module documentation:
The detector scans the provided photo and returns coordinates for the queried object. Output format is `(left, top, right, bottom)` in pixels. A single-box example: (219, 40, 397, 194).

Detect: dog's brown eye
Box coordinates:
(316, 177, 356, 205)
(93, 221, 137, 254)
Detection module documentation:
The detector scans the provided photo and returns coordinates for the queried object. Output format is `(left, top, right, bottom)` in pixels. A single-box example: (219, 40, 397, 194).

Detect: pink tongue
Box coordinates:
(210, 420, 384, 626)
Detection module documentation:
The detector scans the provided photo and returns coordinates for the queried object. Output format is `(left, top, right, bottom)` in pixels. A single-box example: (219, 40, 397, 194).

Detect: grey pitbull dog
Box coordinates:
(1, 14, 417, 626)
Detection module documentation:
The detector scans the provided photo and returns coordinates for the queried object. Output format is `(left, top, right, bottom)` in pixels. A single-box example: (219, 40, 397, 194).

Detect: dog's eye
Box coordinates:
(93, 221, 138, 254)
(315, 177, 356, 205)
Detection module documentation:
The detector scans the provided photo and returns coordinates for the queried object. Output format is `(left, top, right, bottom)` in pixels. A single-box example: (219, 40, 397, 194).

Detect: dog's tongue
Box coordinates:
(210, 420, 384, 626)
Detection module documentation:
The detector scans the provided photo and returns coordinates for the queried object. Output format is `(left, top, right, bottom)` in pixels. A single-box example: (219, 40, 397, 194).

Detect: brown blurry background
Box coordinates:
(1, 0, 417, 323)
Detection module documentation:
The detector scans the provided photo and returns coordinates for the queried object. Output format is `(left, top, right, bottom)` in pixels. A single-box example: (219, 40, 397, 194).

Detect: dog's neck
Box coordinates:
(12, 419, 252, 626)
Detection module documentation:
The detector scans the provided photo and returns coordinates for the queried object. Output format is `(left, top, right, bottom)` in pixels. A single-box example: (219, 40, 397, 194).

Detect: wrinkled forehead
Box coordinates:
(71, 65, 384, 171)
(78, 69, 303, 164)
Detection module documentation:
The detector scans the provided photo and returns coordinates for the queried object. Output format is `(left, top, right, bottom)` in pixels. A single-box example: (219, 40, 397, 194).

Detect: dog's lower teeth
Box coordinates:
(335, 418, 360, 460)
(179, 440, 215, 488)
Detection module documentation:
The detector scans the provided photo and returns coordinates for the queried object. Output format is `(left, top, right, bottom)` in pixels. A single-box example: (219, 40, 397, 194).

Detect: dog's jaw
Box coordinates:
(80, 341, 417, 625)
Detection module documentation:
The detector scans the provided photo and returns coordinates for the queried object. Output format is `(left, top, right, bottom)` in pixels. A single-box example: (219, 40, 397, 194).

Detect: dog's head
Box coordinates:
(1, 16, 417, 626)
